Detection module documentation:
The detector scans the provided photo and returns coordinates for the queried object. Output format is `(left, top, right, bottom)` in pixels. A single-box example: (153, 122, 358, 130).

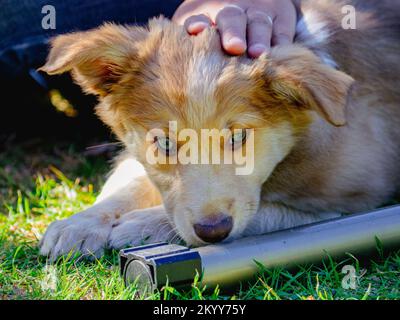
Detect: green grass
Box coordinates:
(0, 142, 399, 300)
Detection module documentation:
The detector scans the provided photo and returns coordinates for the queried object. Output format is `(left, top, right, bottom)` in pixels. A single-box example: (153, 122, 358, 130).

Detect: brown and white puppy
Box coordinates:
(39, 0, 400, 260)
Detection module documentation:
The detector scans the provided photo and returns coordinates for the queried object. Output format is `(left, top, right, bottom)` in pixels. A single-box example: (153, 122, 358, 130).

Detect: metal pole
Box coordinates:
(120, 206, 400, 294)
(198, 205, 400, 288)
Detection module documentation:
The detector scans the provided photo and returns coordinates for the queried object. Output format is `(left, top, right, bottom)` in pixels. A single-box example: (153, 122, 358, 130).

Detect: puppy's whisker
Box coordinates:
(156, 222, 174, 240)
(85, 142, 123, 150)
(166, 226, 181, 242)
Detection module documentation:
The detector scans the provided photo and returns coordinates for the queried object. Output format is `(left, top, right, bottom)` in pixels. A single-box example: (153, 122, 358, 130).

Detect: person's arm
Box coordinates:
(173, 0, 298, 58)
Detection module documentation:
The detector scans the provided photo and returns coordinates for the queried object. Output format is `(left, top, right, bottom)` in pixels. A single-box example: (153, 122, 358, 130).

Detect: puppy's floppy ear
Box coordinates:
(39, 23, 148, 97)
(264, 46, 354, 126)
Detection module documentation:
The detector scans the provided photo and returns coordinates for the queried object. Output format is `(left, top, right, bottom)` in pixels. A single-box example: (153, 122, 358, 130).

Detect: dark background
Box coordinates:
(0, 70, 110, 147)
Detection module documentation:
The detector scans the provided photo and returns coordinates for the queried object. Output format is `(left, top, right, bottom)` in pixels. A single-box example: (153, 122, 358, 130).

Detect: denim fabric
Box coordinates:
(0, 0, 183, 78)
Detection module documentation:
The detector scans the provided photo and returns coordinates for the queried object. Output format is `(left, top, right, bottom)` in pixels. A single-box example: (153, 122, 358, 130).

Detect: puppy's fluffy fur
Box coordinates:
(39, 0, 400, 260)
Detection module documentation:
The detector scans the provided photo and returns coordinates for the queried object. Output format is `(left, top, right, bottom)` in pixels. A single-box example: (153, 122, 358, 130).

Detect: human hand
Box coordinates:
(173, 0, 298, 58)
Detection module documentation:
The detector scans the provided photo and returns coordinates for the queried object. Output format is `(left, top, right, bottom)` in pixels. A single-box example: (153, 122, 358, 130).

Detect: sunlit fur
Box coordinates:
(39, 0, 400, 258)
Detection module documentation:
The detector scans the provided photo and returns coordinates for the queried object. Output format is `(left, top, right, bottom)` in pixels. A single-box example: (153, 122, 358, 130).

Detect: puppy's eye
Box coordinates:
(155, 136, 175, 155)
(230, 129, 247, 149)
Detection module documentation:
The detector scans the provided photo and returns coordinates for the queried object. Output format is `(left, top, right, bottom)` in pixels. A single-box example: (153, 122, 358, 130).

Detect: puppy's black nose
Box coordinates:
(193, 214, 233, 243)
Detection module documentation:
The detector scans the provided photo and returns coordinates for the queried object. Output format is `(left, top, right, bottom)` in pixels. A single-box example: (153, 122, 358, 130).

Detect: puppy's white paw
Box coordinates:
(108, 206, 178, 249)
(39, 214, 112, 261)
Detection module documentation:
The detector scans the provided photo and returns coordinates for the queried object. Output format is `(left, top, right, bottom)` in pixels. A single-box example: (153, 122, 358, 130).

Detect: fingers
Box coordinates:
(184, 14, 212, 35)
(271, 5, 297, 46)
(246, 8, 274, 58)
(215, 5, 248, 55)
(173, 0, 297, 57)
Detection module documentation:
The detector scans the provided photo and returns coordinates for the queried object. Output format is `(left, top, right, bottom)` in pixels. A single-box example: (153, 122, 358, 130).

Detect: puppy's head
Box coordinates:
(41, 17, 353, 245)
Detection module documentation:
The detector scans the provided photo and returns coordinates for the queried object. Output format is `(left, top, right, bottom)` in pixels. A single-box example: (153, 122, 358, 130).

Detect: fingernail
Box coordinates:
(187, 21, 209, 34)
(248, 44, 269, 58)
(226, 37, 247, 55)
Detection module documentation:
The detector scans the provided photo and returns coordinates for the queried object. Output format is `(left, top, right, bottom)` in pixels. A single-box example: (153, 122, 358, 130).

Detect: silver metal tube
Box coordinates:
(120, 206, 400, 294)
(197, 206, 400, 288)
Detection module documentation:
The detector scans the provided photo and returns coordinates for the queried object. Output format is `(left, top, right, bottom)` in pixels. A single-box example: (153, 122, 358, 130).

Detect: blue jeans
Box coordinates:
(0, 0, 182, 79)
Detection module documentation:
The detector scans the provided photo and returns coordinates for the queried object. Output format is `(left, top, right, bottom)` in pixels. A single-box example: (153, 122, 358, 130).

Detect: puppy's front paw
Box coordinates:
(108, 206, 178, 249)
(39, 214, 112, 261)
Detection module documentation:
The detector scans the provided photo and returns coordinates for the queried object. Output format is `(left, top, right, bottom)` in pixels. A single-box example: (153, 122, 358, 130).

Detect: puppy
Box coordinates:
(39, 0, 400, 260)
